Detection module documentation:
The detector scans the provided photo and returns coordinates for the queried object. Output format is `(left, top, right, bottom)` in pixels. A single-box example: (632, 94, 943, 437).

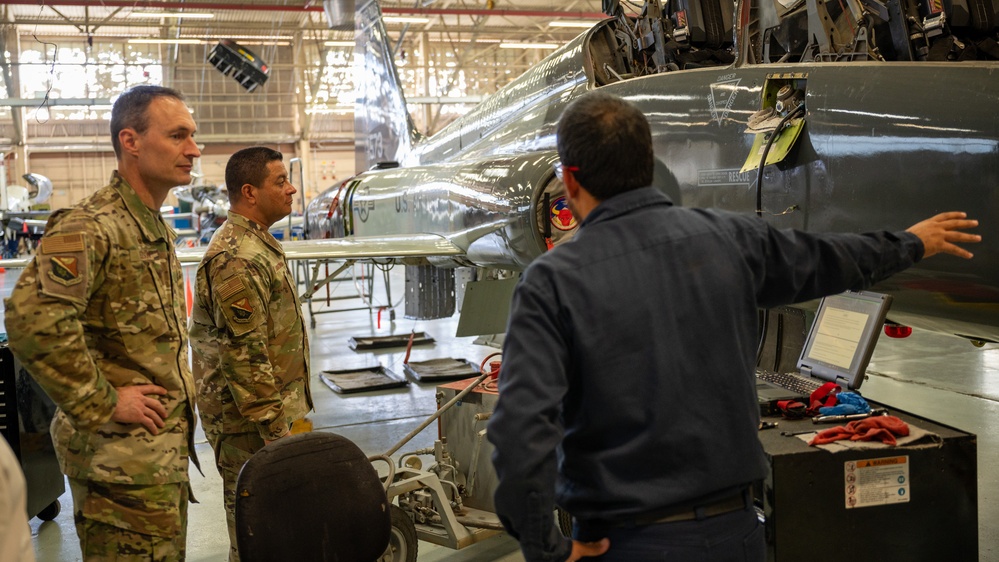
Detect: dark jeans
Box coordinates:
(574, 506, 765, 562)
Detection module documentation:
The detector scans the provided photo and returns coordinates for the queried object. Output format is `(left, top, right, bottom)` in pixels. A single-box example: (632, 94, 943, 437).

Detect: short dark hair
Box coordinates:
(110, 85, 186, 159)
(556, 91, 654, 200)
(225, 146, 284, 205)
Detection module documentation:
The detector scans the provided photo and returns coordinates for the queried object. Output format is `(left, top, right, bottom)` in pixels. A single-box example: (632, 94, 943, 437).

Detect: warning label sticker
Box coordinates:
(844, 456, 910, 509)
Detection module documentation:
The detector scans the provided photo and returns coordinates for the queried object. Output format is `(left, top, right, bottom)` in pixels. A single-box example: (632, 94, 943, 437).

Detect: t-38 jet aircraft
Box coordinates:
(299, 0, 998, 343)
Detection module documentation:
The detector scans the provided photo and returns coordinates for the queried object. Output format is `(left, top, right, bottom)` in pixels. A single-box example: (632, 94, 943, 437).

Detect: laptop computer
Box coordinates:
(756, 290, 893, 414)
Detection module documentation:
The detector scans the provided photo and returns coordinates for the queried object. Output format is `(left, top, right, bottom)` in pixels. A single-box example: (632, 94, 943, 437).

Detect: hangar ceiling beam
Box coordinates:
(0, 0, 605, 20)
(46, 5, 86, 34)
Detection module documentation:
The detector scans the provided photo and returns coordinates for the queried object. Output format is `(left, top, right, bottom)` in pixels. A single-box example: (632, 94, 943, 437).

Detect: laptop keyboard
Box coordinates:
(757, 370, 823, 395)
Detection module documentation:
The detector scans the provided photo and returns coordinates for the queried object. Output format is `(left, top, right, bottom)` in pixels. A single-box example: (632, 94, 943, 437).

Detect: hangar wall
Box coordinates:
(19, 144, 356, 211)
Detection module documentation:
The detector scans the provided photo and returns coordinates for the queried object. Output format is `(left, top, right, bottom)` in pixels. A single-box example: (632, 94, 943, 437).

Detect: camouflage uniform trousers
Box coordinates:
(68, 478, 188, 562)
(205, 430, 266, 562)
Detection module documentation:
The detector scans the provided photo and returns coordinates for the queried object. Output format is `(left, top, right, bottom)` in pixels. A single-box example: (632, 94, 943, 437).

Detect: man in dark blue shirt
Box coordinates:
(488, 91, 980, 562)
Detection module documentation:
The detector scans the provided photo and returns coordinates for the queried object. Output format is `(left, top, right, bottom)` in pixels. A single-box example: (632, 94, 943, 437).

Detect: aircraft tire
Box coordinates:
(379, 505, 417, 562)
(702, 0, 724, 48)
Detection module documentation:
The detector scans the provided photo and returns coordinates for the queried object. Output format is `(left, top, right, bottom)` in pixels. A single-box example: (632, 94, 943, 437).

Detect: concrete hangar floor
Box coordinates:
(10, 265, 997, 561)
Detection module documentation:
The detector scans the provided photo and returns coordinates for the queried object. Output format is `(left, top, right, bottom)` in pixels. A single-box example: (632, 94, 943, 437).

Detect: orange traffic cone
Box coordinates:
(185, 275, 193, 317)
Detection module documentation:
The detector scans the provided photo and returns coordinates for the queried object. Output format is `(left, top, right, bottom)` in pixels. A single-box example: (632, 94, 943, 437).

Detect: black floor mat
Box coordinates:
(348, 332, 434, 350)
(320, 366, 408, 394)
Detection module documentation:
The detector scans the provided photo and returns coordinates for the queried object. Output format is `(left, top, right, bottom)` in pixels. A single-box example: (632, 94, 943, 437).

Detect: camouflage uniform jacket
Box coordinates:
(4, 171, 199, 485)
(190, 211, 313, 441)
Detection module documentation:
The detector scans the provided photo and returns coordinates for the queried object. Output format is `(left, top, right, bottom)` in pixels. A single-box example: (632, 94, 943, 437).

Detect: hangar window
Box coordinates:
(306, 48, 353, 110)
(16, 43, 162, 121)
(0, 81, 8, 120)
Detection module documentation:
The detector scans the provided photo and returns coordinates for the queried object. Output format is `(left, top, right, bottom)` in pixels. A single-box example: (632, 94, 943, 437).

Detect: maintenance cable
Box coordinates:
(755, 105, 805, 217)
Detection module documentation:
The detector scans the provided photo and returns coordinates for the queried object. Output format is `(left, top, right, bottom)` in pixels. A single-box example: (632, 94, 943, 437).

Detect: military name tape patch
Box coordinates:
(230, 297, 254, 322)
(41, 233, 85, 254)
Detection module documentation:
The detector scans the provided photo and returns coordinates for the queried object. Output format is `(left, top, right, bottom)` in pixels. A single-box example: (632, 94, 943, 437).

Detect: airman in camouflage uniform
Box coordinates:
(4, 85, 201, 561)
(189, 146, 313, 562)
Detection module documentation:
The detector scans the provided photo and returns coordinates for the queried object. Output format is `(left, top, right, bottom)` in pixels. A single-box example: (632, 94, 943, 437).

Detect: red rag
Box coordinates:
(849, 428, 898, 446)
(809, 426, 856, 445)
(808, 415, 910, 446)
(846, 416, 910, 445)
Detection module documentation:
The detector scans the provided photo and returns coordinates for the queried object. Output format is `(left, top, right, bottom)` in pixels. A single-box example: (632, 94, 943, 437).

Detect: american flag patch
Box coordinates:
(41, 233, 85, 254)
(217, 276, 246, 302)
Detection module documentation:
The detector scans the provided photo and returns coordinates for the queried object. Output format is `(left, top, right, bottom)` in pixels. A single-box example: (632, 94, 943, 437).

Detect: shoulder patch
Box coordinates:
(48, 256, 83, 286)
(37, 232, 89, 301)
(229, 297, 255, 323)
(41, 233, 85, 254)
(217, 276, 246, 302)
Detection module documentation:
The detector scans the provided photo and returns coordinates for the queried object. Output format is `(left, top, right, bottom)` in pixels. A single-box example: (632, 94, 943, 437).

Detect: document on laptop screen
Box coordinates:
(808, 307, 868, 369)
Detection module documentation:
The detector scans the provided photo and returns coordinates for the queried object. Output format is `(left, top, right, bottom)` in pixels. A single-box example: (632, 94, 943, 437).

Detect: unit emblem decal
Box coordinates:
(549, 196, 577, 231)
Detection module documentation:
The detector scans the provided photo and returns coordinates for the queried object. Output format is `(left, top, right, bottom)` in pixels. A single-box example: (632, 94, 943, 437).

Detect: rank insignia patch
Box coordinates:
(230, 297, 254, 322)
(49, 256, 82, 286)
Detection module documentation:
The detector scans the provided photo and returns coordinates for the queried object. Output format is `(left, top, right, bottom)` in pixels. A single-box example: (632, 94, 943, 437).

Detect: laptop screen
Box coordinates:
(797, 291, 893, 390)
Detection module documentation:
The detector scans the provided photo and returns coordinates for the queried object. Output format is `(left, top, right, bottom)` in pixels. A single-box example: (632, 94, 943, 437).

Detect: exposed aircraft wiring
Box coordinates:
(754, 105, 806, 217)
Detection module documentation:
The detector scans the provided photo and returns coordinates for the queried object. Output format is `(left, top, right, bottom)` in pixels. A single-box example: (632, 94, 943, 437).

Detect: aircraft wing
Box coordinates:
(0, 234, 464, 270)
(173, 232, 466, 264)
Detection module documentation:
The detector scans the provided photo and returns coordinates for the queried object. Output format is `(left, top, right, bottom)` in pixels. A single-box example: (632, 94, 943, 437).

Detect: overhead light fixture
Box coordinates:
(549, 21, 596, 28)
(324, 40, 355, 47)
(498, 42, 560, 49)
(429, 37, 502, 43)
(383, 16, 431, 24)
(306, 106, 353, 115)
(129, 11, 215, 19)
(204, 34, 293, 41)
(232, 41, 290, 46)
(128, 38, 203, 45)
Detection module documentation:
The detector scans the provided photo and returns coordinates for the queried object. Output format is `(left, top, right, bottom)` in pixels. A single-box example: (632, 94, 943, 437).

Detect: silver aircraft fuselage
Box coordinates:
(308, 0, 999, 342)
